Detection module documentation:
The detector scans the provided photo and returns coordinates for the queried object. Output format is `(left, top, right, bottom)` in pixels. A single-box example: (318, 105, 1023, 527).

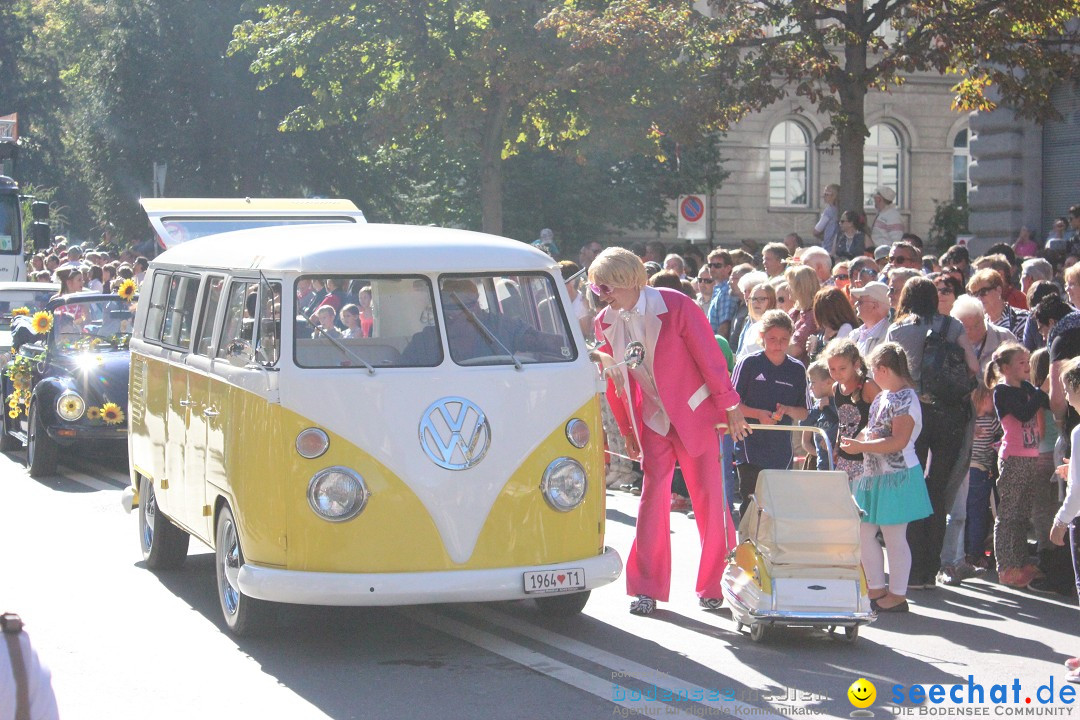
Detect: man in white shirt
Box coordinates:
(870, 186, 905, 246)
(850, 281, 890, 359)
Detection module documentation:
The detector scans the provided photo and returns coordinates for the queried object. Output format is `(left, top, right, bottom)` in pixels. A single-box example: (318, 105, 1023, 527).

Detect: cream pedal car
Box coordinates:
(720, 425, 875, 643)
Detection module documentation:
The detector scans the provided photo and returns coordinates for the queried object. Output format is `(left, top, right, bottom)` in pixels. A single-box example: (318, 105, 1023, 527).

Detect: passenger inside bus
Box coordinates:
(401, 278, 568, 365)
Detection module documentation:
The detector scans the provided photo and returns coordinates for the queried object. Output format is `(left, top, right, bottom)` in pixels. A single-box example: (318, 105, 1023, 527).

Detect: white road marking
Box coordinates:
(463, 604, 785, 718)
(60, 467, 123, 491)
(406, 606, 708, 718)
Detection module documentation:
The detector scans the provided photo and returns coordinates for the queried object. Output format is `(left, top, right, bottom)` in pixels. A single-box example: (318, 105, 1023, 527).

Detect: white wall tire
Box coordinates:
(138, 475, 189, 570)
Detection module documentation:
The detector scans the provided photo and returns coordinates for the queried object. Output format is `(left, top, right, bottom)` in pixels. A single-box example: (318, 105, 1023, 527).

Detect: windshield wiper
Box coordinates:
(449, 292, 522, 371)
(303, 316, 376, 375)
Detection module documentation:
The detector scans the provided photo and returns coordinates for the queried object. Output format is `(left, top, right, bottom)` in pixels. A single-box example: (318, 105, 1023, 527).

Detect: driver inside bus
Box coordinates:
(402, 278, 568, 365)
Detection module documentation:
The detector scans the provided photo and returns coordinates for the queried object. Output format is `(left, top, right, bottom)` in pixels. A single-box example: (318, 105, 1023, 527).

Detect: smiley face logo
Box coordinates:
(848, 678, 877, 708)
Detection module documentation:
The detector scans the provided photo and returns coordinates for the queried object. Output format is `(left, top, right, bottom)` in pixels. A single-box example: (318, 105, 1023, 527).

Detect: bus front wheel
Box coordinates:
(215, 505, 270, 636)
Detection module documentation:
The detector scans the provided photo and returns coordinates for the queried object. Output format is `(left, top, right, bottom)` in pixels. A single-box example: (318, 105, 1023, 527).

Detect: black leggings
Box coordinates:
(908, 402, 970, 584)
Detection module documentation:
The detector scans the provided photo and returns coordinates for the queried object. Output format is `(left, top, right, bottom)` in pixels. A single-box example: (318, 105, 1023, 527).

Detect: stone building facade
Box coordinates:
(968, 84, 1080, 257)
(611, 73, 971, 252)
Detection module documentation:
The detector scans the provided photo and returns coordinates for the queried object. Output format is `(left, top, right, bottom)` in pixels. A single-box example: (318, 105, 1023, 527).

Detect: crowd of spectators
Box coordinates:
(557, 198, 1080, 675)
(25, 235, 148, 293)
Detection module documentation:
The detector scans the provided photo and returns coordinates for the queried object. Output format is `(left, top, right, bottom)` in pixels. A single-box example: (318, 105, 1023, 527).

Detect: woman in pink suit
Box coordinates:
(590, 248, 751, 615)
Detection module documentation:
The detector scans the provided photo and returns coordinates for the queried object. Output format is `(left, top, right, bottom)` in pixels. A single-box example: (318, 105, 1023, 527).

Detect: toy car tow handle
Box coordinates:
(716, 423, 835, 472)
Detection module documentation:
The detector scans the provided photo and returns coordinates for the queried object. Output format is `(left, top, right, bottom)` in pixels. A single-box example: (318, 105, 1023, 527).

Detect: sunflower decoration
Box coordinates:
(86, 406, 102, 421)
(10, 307, 29, 317)
(5, 388, 29, 419)
(59, 396, 81, 417)
(31, 310, 53, 335)
(101, 402, 124, 425)
(117, 279, 137, 301)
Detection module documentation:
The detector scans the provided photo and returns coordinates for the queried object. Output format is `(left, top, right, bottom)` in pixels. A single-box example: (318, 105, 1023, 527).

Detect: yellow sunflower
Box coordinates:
(8, 410, 17, 419)
(11, 307, 29, 317)
(117, 279, 137, 301)
(60, 397, 80, 416)
(31, 311, 53, 335)
(101, 402, 124, 425)
(86, 406, 101, 421)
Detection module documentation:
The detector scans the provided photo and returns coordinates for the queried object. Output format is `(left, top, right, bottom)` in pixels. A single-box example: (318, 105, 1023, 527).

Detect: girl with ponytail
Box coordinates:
(988, 342, 1049, 588)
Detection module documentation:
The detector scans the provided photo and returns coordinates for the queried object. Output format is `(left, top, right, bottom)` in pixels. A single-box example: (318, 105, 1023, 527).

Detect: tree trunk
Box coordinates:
(479, 91, 512, 236)
(836, 12, 869, 220)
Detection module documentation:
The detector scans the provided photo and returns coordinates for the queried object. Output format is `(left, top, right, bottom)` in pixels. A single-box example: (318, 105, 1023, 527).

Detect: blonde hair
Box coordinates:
(1065, 263, 1080, 289)
(807, 359, 831, 382)
(868, 342, 913, 383)
(589, 247, 647, 290)
(984, 342, 1028, 388)
(784, 265, 821, 311)
(760, 308, 794, 335)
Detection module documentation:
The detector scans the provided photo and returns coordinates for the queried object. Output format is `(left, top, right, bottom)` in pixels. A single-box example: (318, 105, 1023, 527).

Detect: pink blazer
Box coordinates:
(595, 287, 741, 456)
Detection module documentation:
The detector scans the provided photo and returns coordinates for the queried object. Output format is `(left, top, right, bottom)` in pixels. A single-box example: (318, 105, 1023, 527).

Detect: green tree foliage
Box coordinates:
(545, 0, 1080, 214)
(231, 0, 728, 238)
(232, 1, 596, 235)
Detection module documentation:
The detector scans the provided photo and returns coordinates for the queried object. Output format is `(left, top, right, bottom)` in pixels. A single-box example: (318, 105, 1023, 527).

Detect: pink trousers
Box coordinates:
(625, 424, 735, 602)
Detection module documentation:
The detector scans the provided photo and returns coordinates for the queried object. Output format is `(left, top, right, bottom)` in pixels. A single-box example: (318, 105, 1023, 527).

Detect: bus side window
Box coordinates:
(143, 271, 173, 343)
(217, 280, 258, 363)
(194, 276, 224, 357)
(255, 282, 282, 365)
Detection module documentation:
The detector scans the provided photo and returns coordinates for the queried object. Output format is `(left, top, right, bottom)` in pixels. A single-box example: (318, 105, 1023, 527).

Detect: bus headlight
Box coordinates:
(565, 418, 590, 448)
(540, 457, 587, 512)
(307, 467, 369, 522)
(56, 392, 85, 421)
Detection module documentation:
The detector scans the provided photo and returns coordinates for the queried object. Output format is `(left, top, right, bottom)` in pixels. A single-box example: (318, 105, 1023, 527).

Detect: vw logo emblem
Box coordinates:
(419, 397, 491, 470)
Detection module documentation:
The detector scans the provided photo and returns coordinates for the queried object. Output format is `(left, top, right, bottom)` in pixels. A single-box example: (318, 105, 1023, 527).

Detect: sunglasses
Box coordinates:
(698, 277, 715, 284)
(777, 295, 789, 303)
(972, 286, 996, 298)
(857, 267, 877, 276)
(832, 274, 849, 281)
(589, 282, 612, 296)
(935, 285, 955, 296)
(708, 262, 728, 269)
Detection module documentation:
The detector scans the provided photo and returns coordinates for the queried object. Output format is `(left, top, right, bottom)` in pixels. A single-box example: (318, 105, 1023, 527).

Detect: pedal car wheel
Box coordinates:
(749, 623, 768, 643)
(216, 504, 270, 636)
(26, 402, 58, 477)
(535, 590, 591, 617)
(844, 625, 859, 643)
(138, 475, 189, 569)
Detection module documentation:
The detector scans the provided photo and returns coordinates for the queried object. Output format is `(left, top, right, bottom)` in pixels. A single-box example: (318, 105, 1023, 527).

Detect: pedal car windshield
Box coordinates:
(46, 296, 135, 354)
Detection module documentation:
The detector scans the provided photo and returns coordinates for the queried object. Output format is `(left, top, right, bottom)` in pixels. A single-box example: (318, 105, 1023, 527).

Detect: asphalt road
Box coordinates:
(3, 448, 1079, 720)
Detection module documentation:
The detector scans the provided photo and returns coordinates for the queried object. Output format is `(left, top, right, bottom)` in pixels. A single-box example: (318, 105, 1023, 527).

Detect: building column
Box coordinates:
(968, 107, 1042, 256)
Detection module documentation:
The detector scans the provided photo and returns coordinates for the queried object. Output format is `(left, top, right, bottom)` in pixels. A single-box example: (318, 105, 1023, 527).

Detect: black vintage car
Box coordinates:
(0, 293, 135, 476)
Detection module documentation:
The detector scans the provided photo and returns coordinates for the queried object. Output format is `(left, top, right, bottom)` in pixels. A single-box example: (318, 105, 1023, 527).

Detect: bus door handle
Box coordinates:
(202, 408, 219, 418)
(178, 398, 194, 408)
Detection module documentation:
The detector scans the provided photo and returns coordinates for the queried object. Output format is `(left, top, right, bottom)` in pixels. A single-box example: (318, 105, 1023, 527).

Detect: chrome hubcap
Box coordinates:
(219, 518, 241, 616)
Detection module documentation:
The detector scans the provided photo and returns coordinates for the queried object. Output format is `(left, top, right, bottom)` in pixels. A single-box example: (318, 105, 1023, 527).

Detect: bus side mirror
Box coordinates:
(31, 221, 50, 248)
(30, 201, 50, 221)
(224, 339, 253, 367)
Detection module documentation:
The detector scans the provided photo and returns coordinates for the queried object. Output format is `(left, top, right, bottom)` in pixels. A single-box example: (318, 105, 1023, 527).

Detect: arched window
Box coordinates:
(769, 121, 810, 207)
(953, 129, 971, 205)
(863, 124, 902, 207)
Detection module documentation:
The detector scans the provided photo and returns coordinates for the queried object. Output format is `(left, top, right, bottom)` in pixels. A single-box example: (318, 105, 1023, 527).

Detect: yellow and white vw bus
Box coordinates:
(125, 216, 620, 634)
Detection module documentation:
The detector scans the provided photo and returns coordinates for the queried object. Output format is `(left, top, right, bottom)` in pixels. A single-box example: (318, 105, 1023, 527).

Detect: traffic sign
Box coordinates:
(677, 193, 708, 241)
